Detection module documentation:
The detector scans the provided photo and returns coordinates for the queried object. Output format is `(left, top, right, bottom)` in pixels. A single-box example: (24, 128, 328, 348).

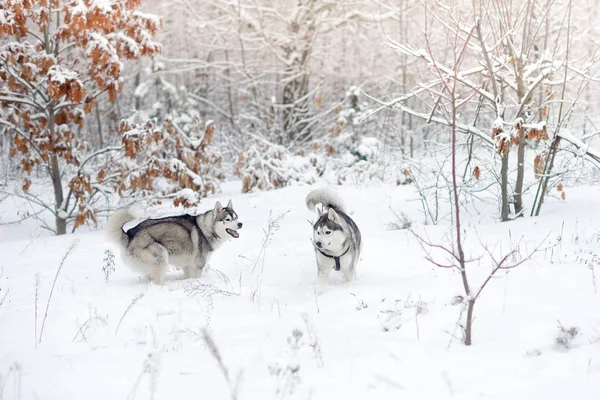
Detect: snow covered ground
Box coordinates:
(1, 182, 599, 399)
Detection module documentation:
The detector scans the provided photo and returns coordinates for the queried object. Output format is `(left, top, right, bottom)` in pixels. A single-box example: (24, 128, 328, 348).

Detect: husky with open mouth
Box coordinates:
(106, 200, 242, 284)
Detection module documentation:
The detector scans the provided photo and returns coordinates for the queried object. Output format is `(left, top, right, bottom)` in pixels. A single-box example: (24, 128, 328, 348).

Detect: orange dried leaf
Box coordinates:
(533, 153, 546, 179)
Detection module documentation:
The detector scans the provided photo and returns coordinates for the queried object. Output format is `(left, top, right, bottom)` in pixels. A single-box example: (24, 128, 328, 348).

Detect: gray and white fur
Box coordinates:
(106, 200, 242, 284)
(306, 188, 361, 284)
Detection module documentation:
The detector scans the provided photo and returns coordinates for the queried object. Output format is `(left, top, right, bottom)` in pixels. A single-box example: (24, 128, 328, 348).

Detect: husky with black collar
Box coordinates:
(306, 189, 361, 284)
(106, 200, 242, 284)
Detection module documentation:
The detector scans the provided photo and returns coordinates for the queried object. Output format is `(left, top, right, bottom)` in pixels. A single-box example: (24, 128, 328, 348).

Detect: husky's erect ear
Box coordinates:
(213, 201, 223, 214)
(227, 199, 233, 209)
(327, 208, 341, 224)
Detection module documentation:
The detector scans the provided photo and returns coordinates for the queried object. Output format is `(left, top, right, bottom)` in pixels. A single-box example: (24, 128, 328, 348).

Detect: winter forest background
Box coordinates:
(3, 2, 600, 397)
(2, 0, 599, 235)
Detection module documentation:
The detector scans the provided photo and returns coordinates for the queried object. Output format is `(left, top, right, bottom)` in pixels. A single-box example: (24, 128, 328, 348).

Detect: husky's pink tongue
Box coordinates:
(226, 228, 240, 238)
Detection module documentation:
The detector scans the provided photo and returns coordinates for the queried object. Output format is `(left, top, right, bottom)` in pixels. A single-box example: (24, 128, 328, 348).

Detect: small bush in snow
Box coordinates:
(405, 298, 428, 315)
(555, 322, 579, 352)
(102, 249, 116, 283)
(268, 362, 301, 399)
(387, 210, 412, 231)
(575, 249, 599, 294)
(350, 293, 368, 311)
(378, 299, 403, 332)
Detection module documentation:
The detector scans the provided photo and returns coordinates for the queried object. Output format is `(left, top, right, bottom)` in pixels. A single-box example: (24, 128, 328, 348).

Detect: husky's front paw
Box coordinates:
(184, 266, 203, 279)
(317, 271, 329, 286)
(314, 285, 327, 296)
(343, 271, 357, 282)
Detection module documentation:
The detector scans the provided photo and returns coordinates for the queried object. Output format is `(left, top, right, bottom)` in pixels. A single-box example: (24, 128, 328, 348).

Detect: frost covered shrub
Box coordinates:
(121, 67, 225, 207)
(335, 136, 385, 184)
(555, 323, 579, 352)
(332, 86, 370, 140)
(232, 84, 387, 192)
(233, 134, 391, 192)
(322, 86, 388, 184)
(349, 136, 380, 162)
(116, 115, 223, 208)
(0, 0, 161, 234)
(235, 141, 325, 193)
(102, 249, 116, 283)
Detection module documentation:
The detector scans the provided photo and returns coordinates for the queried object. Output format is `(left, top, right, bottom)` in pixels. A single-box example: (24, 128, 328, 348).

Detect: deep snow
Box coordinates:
(1, 182, 599, 399)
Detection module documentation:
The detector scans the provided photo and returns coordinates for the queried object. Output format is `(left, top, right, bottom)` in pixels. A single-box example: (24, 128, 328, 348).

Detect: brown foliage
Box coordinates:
(534, 152, 547, 179)
(0, 0, 162, 230)
(116, 118, 222, 207)
(492, 120, 549, 157)
(22, 179, 32, 192)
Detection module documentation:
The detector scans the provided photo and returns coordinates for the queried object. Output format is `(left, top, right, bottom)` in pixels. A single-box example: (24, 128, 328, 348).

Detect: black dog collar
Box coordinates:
(317, 246, 350, 271)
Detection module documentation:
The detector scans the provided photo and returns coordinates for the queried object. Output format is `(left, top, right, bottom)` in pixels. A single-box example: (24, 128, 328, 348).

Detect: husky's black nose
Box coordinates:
(237, 222, 243, 228)
(316, 241, 322, 248)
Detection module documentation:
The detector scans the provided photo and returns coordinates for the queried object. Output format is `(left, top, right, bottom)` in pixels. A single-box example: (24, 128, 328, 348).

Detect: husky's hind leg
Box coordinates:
(148, 265, 167, 284)
(128, 243, 169, 284)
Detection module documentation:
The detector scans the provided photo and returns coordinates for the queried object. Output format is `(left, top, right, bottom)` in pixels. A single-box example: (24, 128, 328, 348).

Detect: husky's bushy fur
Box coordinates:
(306, 188, 361, 284)
(106, 200, 242, 284)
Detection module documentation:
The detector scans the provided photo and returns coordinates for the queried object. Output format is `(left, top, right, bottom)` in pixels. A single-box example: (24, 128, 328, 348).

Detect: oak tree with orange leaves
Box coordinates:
(0, 0, 161, 234)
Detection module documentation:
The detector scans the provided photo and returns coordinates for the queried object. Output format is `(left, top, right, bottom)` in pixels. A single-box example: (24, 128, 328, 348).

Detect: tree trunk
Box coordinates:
(47, 99, 66, 235)
(465, 299, 475, 346)
(533, 135, 561, 216)
(282, 67, 310, 143)
(514, 135, 525, 216)
(501, 151, 510, 221)
(50, 154, 66, 235)
(95, 104, 104, 148)
(135, 71, 141, 110)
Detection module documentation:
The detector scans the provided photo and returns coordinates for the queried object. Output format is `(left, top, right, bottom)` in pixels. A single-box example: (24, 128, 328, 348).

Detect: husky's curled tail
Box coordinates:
(306, 188, 346, 214)
(105, 207, 145, 247)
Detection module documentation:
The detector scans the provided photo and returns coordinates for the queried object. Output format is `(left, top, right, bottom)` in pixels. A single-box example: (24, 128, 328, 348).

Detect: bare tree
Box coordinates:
(146, 0, 397, 148)
(369, 0, 600, 221)
(410, 11, 544, 345)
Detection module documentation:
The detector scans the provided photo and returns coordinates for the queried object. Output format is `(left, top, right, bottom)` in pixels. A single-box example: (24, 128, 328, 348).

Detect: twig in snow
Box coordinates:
(251, 210, 290, 273)
(72, 315, 107, 343)
(127, 351, 162, 400)
(38, 239, 79, 344)
(115, 292, 145, 336)
(302, 313, 324, 368)
(201, 328, 241, 400)
(33, 273, 39, 347)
